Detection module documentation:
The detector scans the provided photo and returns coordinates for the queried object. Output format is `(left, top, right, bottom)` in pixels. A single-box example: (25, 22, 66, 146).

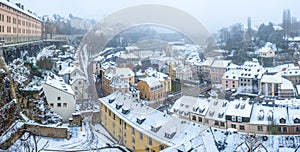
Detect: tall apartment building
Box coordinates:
(0, 0, 42, 44)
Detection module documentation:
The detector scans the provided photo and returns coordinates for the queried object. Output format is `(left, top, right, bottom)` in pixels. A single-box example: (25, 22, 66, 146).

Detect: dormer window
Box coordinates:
(240, 103, 245, 109)
(218, 112, 224, 118)
(137, 117, 146, 125)
(122, 106, 130, 115)
(108, 97, 115, 104)
(151, 125, 161, 132)
(280, 118, 286, 124)
(199, 107, 205, 113)
(164, 127, 176, 139)
(294, 118, 300, 124)
(258, 109, 264, 120)
(235, 103, 240, 109)
(209, 111, 215, 117)
(115, 103, 123, 110)
(267, 114, 273, 121)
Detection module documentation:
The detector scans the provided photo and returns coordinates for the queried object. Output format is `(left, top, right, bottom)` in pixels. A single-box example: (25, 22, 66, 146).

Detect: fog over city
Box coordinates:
(14, 0, 300, 32)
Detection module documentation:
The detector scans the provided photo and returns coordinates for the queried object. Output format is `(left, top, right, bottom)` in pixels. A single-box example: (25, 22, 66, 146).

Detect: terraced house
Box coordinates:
(99, 91, 215, 152)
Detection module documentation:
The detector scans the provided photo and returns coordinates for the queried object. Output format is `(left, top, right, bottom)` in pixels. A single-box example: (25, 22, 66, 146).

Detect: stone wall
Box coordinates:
(25, 123, 70, 139)
(80, 110, 101, 124)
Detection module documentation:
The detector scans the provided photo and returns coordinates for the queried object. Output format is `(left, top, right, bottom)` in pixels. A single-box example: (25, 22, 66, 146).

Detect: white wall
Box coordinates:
(42, 84, 76, 121)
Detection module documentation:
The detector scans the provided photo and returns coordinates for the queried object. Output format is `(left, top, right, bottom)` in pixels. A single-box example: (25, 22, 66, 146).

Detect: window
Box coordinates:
(7, 26, 11, 33)
(257, 126, 263, 131)
(232, 116, 236, 122)
(124, 122, 126, 129)
(75, 86, 78, 90)
(49, 103, 54, 108)
(105, 106, 107, 112)
(109, 110, 111, 117)
(132, 137, 135, 144)
(220, 122, 225, 127)
(283, 127, 287, 132)
(231, 124, 236, 129)
(113, 113, 115, 120)
(160, 145, 165, 150)
(148, 137, 152, 145)
(78, 81, 81, 85)
(7, 16, 10, 23)
(278, 127, 282, 132)
(296, 127, 300, 132)
(57, 103, 61, 107)
(237, 116, 242, 122)
(139, 132, 143, 140)
(239, 125, 245, 130)
(192, 115, 196, 121)
(214, 121, 219, 126)
(198, 117, 202, 122)
(132, 128, 135, 135)
(57, 97, 61, 101)
(63, 103, 67, 107)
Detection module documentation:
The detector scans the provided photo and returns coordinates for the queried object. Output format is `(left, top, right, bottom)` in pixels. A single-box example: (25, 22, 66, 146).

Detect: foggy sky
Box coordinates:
(13, 0, 300, 32)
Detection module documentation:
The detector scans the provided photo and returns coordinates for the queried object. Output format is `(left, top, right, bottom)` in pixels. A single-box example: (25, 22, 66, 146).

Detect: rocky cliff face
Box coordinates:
(0, 57, 18, 136)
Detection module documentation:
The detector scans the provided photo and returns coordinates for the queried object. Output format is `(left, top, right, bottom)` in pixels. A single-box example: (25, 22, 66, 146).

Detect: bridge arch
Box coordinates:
(104, 23, 200, 49)
(83, 4, 213, 54)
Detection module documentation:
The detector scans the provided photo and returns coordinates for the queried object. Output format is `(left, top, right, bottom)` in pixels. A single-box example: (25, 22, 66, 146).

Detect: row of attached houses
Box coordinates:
(171, 96, 300, 135)
(99, 91, 217, 152)
(222, 60, 299, 98)
(200, 58, 232, 84)
(101, 62, 172, 101)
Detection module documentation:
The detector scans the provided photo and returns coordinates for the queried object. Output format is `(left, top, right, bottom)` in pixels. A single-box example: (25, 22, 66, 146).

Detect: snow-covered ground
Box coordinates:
(0, 118, 123, 152)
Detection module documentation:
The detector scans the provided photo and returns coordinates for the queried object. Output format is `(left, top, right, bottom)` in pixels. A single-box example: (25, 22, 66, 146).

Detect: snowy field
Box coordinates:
(0, 121, 124, 152)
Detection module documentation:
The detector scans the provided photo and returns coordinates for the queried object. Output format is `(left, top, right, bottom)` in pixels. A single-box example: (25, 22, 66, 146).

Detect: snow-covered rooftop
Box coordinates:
(211, 59, 231, 68)
(139, 77, 162, 89)
(100, 92, 209, 148)
(145, 67, 170, 82)
(43, 73, 74, 95)
(222, 69, 241, 80)
(0, 0, 41, 21)
(239, 60, 264, 79)
(225, 98, 253, 118)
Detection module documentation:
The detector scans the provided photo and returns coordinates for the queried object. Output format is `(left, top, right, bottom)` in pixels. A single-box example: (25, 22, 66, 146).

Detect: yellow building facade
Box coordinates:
(137, 77, 163, 101)
(99, 92, 210, 151)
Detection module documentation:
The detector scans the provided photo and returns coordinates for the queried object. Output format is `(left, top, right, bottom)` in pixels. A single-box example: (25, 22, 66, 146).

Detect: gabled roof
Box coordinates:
(139, 77, 162, 88)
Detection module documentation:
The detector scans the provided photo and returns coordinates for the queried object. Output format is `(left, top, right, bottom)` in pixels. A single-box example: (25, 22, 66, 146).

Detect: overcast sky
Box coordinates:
(12, 0, 300, 33)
